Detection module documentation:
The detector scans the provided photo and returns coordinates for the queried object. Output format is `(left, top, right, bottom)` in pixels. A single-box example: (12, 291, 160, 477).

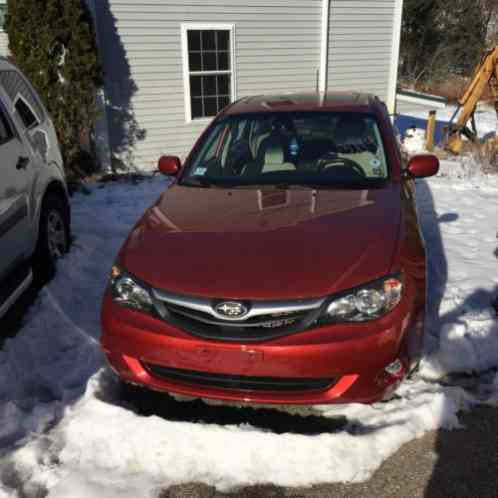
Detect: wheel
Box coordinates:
(33, 194, 70, 282)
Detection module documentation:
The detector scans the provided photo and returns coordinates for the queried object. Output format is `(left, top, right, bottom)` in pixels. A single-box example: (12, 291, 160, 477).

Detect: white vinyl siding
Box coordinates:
(96, 0, 322, 170)
(0, 33, 7, 56)
(328, 0, 396, 108)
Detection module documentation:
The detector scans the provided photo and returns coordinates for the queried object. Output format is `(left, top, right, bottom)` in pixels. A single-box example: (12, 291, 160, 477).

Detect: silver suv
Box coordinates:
(0, 58, 70, 319)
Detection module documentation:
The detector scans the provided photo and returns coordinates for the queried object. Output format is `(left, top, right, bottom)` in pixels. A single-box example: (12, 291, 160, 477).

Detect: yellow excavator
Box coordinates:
(445, 45, 498, 155)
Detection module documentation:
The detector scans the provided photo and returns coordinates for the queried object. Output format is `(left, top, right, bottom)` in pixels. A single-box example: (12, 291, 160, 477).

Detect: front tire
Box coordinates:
(33, 194, 70, 282)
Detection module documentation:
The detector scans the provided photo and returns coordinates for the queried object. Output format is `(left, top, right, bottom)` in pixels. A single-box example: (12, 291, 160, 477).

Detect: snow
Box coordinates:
(0, 111, 498, 496)
(402, 127, 427, 154)
(396, 101, 498, 148)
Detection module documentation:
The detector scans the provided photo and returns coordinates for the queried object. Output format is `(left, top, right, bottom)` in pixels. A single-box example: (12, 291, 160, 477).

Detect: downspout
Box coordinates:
(319, 0, 330, 94)
(388, 0, 404, 115)
(86, 0, 112, 170)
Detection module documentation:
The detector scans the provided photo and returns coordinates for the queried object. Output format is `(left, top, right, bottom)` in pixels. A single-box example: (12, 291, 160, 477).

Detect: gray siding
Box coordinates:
(0, 32, 8, 56)
(97, 0, 322, 170)
(328, 0, 396, 105)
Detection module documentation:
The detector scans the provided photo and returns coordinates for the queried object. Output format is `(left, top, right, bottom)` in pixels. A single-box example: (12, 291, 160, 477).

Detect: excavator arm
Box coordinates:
(446, 45, 498, 154)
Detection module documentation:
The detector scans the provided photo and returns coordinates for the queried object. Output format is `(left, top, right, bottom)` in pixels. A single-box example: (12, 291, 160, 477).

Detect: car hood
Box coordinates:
(120, 184, 401, 299)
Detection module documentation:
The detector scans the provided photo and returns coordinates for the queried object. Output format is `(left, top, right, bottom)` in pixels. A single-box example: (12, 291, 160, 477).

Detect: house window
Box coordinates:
(182, 24, 235, 122)
(0, 2, 6, 31)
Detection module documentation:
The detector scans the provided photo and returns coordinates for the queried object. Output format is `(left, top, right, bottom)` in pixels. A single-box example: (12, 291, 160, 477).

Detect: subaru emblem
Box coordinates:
(214, 301, 248, 319)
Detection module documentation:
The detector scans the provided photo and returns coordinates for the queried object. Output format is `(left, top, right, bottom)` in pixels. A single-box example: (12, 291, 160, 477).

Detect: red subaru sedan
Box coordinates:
(101, 93, 439, 405)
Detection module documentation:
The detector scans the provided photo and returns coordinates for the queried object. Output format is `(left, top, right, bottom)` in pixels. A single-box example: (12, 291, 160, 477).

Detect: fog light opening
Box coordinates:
(385, 359, 404, 377)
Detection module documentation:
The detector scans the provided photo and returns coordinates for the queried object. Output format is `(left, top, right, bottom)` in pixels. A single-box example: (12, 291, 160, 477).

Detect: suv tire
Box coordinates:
(33, 194, 70, 282)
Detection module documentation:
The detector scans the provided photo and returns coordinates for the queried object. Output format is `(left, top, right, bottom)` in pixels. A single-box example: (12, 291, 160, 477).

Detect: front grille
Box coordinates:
(145, 363, 335, 393)
(151, 289, 326, 342)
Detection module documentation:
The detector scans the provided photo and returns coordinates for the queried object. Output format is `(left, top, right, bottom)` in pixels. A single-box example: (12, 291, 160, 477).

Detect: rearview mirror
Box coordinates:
(158, 155, 181, 176)
(406, 154, 439, 179)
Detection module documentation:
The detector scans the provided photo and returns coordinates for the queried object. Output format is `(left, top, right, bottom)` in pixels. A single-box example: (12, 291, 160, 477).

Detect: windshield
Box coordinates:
(181, 112, 389, 189)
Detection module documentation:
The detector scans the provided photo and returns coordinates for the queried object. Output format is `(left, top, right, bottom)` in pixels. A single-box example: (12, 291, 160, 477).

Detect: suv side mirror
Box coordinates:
(158, 156, 181, 176)
(406, 154, 439, 178)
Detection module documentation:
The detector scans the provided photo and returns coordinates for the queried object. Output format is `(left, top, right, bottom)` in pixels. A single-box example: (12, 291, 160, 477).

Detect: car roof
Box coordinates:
(221, 92, 382, 117)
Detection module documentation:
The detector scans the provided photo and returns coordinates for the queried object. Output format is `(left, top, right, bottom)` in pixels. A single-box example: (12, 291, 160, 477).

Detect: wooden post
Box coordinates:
(426, 110, 436, 152)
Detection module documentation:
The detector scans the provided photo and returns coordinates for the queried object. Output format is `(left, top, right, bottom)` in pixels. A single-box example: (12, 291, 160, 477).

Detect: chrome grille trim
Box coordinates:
(151, 288, 326, 323)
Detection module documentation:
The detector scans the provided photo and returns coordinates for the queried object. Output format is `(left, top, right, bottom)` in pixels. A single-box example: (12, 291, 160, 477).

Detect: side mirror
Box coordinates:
(406, 154, 439, 179)
(158, 155, 181, 176)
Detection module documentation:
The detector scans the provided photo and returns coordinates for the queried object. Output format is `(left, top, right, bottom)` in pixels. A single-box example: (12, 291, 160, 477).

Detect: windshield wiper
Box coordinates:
(230, 183, 318, 191)
(181, 176, 219, 188)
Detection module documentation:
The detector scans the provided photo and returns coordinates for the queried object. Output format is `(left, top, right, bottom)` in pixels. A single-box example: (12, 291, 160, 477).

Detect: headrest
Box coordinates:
(334, 117, 367, 147)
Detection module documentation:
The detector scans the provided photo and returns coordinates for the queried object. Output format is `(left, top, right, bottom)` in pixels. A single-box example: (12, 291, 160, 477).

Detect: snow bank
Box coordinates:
(417, 176, 498, 379)
(403, 127, 427, 155)
(0, 168, 497, 496)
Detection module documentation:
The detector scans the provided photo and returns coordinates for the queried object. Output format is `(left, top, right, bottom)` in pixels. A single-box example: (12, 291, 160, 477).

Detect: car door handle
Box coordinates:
(16, 156, 29, 170)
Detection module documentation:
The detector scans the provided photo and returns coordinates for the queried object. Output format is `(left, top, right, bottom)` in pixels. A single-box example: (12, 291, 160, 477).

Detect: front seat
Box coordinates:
(242, 135, 296, 175)
(333, 116, 384, 177)
(262, 140, 296, 173)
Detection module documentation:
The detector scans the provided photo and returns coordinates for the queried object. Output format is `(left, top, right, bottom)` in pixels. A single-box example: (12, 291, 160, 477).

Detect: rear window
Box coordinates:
(15, 95, 40, 129)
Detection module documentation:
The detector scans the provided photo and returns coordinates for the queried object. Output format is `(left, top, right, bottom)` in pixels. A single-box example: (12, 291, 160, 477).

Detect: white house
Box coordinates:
(1, 1, 407, 171)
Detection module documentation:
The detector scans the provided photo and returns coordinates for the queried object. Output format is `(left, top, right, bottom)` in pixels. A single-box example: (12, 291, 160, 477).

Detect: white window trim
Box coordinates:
(181, 23, 237, 124)
(13, 92, 41, 130)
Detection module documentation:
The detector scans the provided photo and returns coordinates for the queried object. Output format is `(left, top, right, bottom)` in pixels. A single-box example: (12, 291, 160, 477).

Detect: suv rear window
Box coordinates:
(0, 70, 45, 124)
(14, 95, 39, 129)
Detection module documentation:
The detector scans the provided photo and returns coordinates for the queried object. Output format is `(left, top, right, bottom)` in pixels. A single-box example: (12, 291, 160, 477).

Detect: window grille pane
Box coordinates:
(218, 75, 229, 95)
(189, 51, 201, 72)
(203, 52, 217, 71)
(217, 31, 229, 51)
(187, 30, 201, 51)
(191, 97, 203, 119)
(218, 96, 230, 111)
(203, 75, 217, 96)
(202, 31, 216, 51)
(190, 76, 202, 97)
(204, 97, 218, 116)
(218, 52, 229, 71)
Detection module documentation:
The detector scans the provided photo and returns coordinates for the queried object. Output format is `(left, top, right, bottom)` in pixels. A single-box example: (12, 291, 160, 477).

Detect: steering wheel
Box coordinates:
(317, 155, 366, 178)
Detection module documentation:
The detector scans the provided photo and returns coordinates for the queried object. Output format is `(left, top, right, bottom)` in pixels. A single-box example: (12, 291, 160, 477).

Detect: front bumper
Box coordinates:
(101, 290, 423, 405)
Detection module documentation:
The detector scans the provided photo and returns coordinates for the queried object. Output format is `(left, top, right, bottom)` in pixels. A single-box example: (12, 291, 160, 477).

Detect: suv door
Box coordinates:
(0, 92, 31, 282)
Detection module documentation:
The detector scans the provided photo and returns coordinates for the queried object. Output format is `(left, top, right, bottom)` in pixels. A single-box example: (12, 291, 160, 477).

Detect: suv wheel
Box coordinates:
(33, 194, 70, 281)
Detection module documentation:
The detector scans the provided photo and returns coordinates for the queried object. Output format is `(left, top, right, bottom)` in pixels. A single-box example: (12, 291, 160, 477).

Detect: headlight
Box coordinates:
(109, 266, 155, 315)
(322, 274, 403, 323)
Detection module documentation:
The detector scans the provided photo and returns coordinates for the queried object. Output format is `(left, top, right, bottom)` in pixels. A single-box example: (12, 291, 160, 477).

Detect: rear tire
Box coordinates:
(32, 194, 70, 283)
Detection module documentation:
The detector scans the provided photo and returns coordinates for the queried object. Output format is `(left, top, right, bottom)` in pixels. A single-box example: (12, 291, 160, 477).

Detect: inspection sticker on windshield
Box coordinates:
(194, 167, 207, 176)
(370, 159, 381, 168)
